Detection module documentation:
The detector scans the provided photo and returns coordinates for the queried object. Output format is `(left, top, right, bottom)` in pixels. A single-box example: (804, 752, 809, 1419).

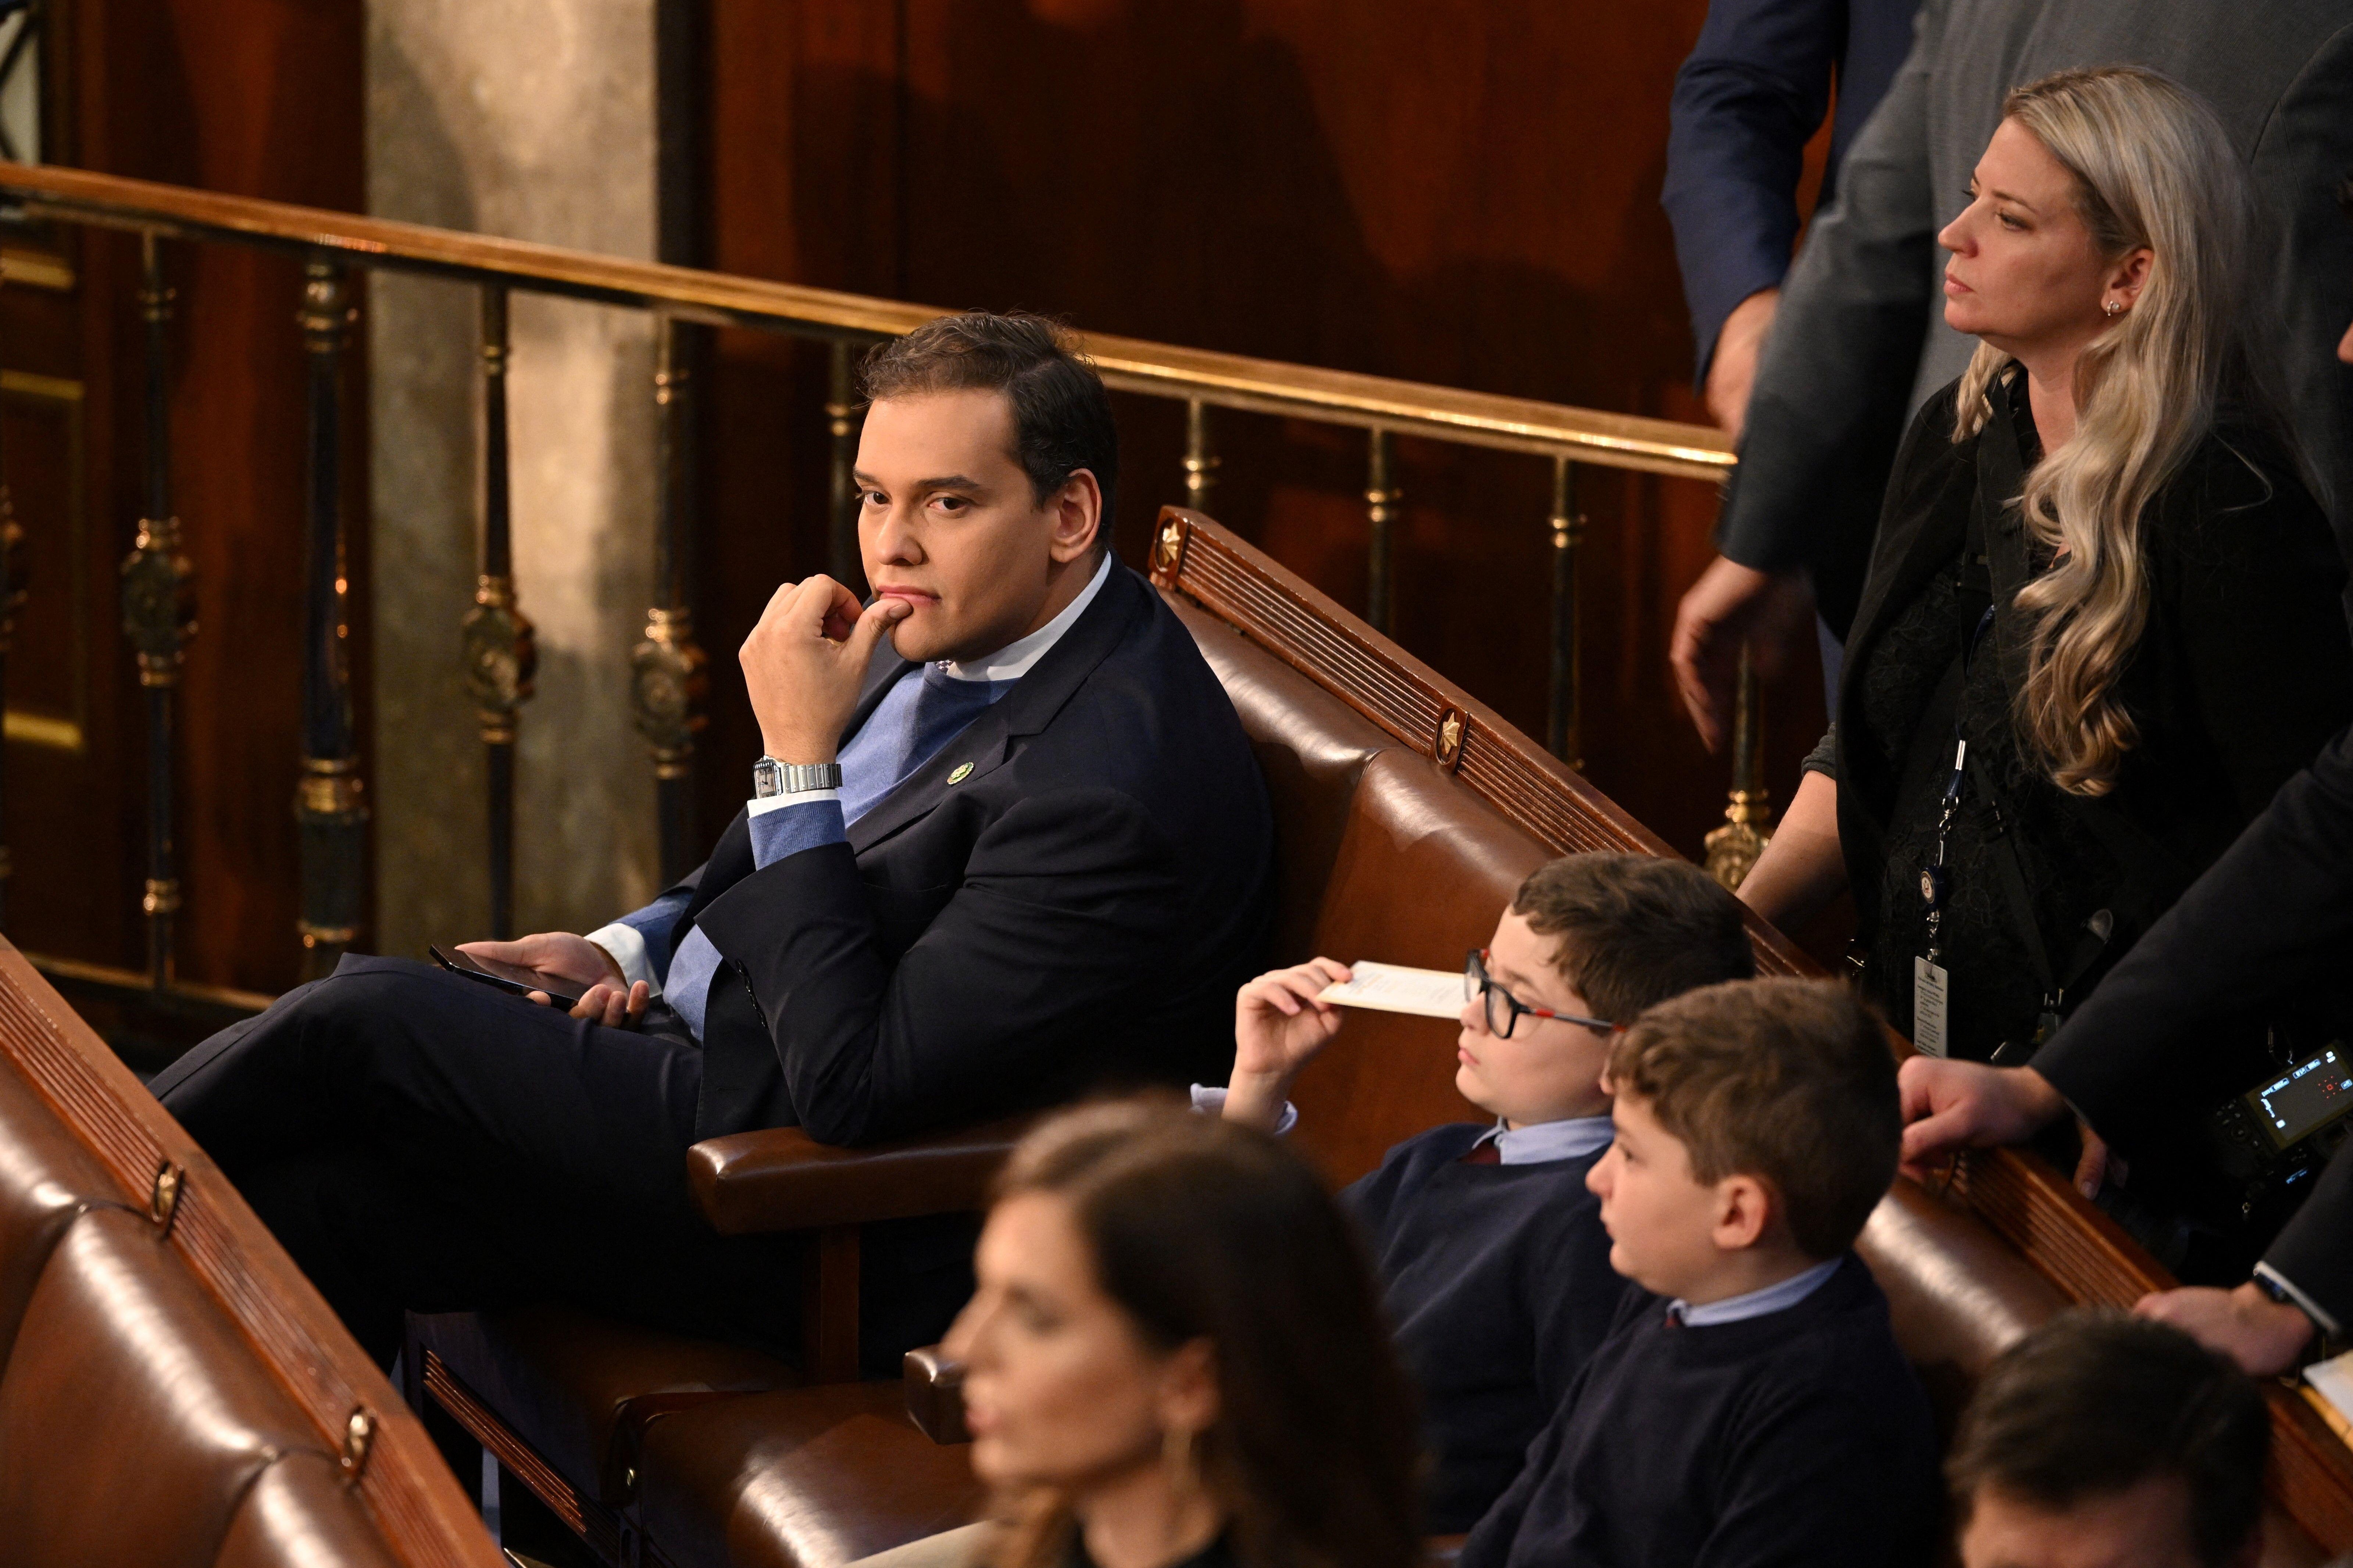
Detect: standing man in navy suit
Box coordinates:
(1664, 0, 1923, 443)
(150, 312, 1275, 1365)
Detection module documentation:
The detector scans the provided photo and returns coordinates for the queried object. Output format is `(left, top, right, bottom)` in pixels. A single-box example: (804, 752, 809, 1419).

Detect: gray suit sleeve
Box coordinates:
(1715, 0, 1945, 574)
(2251, 22, 2353, 549)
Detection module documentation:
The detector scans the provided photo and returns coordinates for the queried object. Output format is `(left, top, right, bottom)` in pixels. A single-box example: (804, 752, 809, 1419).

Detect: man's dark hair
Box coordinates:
(1511, 853, 1754, 1025)
(1949, 1311, 2270, 1567)
(860, 311, 1120, 541)
(2337, 171, 2353, 222)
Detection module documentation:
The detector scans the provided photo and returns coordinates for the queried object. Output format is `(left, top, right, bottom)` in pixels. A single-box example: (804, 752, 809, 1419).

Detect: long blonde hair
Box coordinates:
(1952, 67, 2289, 796)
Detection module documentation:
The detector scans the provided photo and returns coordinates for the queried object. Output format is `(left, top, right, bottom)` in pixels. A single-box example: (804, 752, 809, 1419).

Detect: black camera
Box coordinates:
(2207, 1043, 2353, 1231)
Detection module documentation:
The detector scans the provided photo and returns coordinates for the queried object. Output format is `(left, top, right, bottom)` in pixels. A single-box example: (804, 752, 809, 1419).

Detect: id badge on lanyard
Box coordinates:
(1914, 731, 1968, 1059)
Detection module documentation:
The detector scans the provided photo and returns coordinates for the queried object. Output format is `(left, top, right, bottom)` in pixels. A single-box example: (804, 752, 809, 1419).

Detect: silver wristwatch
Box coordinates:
(753, 757, 842, 798)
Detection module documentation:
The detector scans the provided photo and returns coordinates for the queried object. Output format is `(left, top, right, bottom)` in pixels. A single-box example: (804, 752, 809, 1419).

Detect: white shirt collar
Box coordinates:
(940, 552, 1113, 683)
(1469, 1114, 1615, 1166)
(1670, 1256, 1843, 1328)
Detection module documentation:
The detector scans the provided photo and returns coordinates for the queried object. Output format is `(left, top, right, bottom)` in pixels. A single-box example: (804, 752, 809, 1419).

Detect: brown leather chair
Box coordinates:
(0, 943, 500, 1567)
(404, 511, 2353, 1568)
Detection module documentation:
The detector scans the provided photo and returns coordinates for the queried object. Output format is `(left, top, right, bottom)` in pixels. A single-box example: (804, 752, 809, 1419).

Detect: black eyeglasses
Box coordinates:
(1464, 949, 1617, 1039)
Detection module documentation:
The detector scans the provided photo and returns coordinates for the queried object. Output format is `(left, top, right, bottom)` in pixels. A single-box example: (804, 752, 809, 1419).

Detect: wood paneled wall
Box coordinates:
(695, 0, 1830, 866)
(2, 0, 365, 996)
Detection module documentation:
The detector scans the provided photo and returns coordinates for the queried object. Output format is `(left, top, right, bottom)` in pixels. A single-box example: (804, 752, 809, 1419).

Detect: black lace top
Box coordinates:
(1813, 374, 2353, 1064)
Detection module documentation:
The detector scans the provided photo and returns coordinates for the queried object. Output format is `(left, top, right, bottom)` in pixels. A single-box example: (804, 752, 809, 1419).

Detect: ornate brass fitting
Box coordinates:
(149, 1159, 184, 1233)
(461, 575, 536, 744)
(339, 1407, 376, 1479)
(0, 485, 24, 657)
(297, 261, 353, 353)
(121, 515, 196, 687)
(1703, 788, 1774, 892)
(296, 756, 365, 822)
(631, 606, 708, 779)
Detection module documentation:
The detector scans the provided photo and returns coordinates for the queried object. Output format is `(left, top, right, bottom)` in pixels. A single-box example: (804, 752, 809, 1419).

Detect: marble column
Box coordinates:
(366, 0, 662, 955)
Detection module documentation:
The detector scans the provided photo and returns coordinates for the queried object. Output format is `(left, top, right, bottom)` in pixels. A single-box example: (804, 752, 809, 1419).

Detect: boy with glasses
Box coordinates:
(1204, 853, 1754, 1532)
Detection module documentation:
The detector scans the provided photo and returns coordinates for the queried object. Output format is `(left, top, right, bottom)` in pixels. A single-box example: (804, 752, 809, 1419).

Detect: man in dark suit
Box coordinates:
(150, 311, 1275, 1365)
(1669, 0, 2353, 751)
(1664, 0, 1923, 441)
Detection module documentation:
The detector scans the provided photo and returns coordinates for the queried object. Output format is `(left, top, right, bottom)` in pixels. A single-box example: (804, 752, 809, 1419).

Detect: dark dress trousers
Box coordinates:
(2036, 718, 2353, 1327)
(1715, 0, 2353, 639)
(150, 563, 1275, 1363)
(1825, 375, 2353, 1073)
(1663, 0, 1923, 382)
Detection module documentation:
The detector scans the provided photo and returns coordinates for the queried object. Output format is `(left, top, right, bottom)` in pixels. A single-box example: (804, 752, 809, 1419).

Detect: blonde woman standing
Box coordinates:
(1740, 68, 2353, 1239)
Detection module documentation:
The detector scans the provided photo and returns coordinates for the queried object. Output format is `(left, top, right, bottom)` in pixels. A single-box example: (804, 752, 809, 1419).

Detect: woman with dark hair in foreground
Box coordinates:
(891, 1098, 1423, 1568)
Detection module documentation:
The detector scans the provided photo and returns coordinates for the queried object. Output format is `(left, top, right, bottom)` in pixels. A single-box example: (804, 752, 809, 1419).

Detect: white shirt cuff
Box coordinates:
(748, 788, 840, 818)
(1188, 1084, 1299, 1136)
(2256, 1262, 2341, 1337)
(584, 921, 661, 997)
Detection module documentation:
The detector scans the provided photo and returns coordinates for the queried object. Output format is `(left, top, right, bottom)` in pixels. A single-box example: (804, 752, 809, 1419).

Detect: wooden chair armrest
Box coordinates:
(686, 1115, 1037, 1236)
(903, 1343, 968, 1444)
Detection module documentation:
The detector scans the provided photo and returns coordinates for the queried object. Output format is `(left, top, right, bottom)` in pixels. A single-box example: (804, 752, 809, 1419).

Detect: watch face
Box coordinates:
(753, 758, 782, 796)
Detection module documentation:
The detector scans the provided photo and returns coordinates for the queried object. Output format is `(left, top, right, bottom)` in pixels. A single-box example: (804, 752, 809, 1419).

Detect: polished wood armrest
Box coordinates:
(903, 1343, 968, 1444)
(686, 1115, 1038, 1237)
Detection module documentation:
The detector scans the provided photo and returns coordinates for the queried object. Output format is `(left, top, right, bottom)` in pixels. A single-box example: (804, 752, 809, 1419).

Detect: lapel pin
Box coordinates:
(947, 762, 973, 784)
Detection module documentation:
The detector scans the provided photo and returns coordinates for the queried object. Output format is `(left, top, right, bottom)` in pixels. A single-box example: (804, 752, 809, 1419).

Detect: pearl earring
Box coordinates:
(2103, 299, 2123, 317)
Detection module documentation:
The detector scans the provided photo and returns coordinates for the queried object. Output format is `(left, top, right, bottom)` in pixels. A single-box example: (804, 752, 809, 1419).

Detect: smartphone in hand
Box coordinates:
(428, 945, 585, 1012)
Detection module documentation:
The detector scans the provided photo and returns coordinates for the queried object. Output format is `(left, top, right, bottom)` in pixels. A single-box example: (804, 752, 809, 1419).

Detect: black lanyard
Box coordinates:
(1920, 604, 1995, 967)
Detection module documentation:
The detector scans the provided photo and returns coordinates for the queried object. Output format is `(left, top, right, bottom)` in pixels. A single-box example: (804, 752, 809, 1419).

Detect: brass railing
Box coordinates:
(0, 161, 1754, 991)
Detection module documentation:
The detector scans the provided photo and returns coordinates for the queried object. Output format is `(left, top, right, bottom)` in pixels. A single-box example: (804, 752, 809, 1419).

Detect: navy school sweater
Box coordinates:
(1340, 1123, 1631, 1534)
(1457, 1252, 1941, 1568)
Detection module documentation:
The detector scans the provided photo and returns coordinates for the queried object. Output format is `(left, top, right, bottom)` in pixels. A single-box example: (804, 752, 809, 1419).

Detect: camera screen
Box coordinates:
(2250, 1046, 2353, 1152)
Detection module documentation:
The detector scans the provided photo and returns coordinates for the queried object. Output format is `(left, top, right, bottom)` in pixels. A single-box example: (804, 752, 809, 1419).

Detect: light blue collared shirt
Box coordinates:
(589, 554, 1114, 1038)
(1669, 1255, 1843, 1327)
(1467, 1114, 1615, 1165)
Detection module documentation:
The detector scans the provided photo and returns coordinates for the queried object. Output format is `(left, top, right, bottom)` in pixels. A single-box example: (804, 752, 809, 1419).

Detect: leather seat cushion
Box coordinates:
(0, 1206, 326, 1568)
(636, 1382, 988, 1568)
(1857, 1179, 2067, 1442)
(1171, 595, 1392, 969)
(1287, 748, 1552, 1185)
(0, 1056, 118, 1370)
(409, 1305, 797, 1506)
(215, 1450, 404, 1568)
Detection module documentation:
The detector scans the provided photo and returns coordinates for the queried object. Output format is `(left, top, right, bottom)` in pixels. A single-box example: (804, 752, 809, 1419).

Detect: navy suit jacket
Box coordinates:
(1663, 0, 1923, 381)
(660, 562, 1274, 1146)
(2038, 720, 2353, 1328)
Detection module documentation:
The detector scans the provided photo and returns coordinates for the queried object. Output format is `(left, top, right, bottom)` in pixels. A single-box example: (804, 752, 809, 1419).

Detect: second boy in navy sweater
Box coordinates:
(1461, 977, 1940, 1568)
(1208, 854, 1754, 1532)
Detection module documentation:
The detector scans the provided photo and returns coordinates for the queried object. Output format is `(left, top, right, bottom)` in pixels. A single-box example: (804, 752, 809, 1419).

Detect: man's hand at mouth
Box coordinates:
(742, 575, 913, 765)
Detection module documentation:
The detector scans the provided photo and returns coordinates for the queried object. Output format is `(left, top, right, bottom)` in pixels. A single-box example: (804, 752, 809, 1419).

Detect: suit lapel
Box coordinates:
(846, 562, 1147, 855)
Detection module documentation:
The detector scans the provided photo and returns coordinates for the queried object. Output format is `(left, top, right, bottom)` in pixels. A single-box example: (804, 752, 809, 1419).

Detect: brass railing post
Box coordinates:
(121, 232, 194, 986)
(825, 339, 860, 587)
(1365, 429, 1399, 636)
(294, 258, 367, 977)
(1182, 399, 1218, 513)
(634, 315, 708, 884)
(460, 284, 533, 941)
(0, 254, 22, 932)
(1546, 455, 1585, 768)
(1703, 649, 1774, 891)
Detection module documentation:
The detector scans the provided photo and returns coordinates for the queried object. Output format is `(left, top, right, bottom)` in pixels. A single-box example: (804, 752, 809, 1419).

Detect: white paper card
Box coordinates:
(2307, 1350, 2353, 1437)
(1913, 956, 1950, 1059)
(1317, 961, 1463, 1019)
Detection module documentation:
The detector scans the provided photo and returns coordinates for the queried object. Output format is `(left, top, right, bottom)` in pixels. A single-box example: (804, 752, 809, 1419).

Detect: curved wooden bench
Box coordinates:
(0, 942, 500, 1567)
